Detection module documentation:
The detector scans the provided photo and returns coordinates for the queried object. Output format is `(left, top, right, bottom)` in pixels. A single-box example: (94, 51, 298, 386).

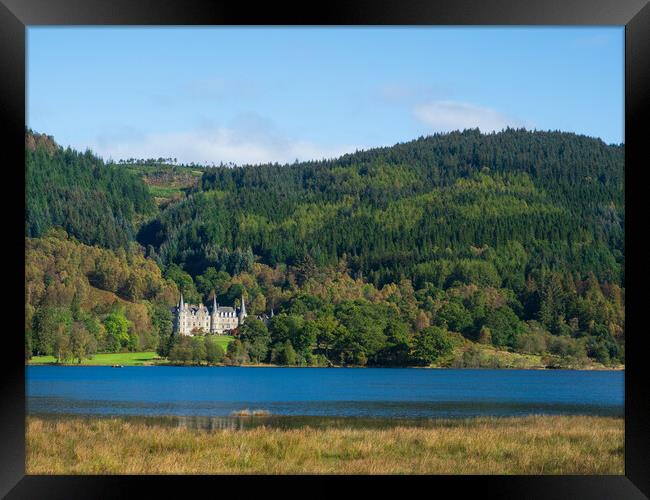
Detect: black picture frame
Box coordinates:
(1, 1, 648, 498)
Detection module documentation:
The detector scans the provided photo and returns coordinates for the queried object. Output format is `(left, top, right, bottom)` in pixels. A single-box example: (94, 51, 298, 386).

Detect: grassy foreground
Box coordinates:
(26, 415, 623, 474)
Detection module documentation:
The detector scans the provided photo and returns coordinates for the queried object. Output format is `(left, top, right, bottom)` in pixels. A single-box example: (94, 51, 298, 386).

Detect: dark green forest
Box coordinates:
(26, 130, 155, 248)
(25, 128, 625, 367)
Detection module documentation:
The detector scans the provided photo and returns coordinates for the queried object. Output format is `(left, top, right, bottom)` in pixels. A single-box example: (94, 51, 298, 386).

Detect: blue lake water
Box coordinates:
(26, 366, 624, 420)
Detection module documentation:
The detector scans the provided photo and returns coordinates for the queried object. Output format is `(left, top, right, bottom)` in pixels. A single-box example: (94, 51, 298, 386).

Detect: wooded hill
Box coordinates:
(25, 129, 625, 367)
(26, 130, 155, 248)
(141, 129, 623, 287)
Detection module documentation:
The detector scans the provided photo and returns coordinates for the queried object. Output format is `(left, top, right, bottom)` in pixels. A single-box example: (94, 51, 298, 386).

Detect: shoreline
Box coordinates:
(26, 361, 625, 370)
(27, 349, 624, 371)
(28, 412, 625, 430)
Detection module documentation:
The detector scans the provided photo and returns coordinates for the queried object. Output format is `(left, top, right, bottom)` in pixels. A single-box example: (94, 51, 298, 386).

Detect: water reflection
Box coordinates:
(31, 410, 623, 432)
(28, 397, 623, 420)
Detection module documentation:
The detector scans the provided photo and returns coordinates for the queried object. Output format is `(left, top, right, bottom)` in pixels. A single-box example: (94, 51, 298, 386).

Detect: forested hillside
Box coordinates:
(25, 229, 179, 361)
(141, 129, 623, 286)
(26, 130, 155, 248)
(26, 128, 625, 367)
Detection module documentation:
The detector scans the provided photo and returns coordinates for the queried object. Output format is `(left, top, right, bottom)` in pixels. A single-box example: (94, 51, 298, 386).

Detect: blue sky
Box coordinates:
(27, 27, 623, 165)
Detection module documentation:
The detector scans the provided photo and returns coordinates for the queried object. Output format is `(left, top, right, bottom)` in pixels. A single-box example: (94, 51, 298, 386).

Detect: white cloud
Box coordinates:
(89, 126, 359, 166)
(413, 100, 525, 133)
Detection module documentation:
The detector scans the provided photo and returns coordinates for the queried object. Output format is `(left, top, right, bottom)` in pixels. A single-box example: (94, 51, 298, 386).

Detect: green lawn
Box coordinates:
(29, 336, 235, 366)
(213, 335, 234, 351)
(29, 351, 161, 366)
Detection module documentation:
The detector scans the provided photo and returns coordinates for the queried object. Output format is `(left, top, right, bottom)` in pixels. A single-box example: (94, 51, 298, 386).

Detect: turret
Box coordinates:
(209, 294, 218, 333)
(175, 291, 185, 334)
(238, 294, 247, 325)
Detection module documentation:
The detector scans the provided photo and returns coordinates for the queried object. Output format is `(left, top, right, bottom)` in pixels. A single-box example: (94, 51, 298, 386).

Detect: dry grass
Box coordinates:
(26, 415, 624, 475)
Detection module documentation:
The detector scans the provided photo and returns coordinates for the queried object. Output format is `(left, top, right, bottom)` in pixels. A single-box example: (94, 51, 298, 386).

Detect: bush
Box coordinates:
(239, 319, 271, 363)
(483, 307, 527, 348)
(103, 311, 131, 352)
(515, 332, 547, 355)
(169, 336, 192, 364)
(434, 301, 473, 334)
(355, 351, 368, 366)
(127, 331, 140, 352)
(310, 353, 330, 367)
(225, 339, 248, 365)
(271, 341, 296, 366)
(414, 326, 453, 365)
(548, 336, 586, 359)
(205, 337, 225, 364)
(190, 337, 207, 363)
(451, 345, 494, 368)
(157, 331, 177, 358)
(477, 326, 492, 345)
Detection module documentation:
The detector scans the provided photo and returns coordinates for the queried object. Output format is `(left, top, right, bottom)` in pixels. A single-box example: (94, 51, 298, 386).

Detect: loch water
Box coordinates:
(27, 366, 623, 424)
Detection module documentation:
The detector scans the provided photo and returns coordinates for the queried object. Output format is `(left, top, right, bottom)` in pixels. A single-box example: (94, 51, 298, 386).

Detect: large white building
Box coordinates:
(173, 292, 247, 335)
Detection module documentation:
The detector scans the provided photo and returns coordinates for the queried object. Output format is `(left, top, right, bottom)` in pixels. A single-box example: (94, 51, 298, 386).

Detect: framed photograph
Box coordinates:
(2, 0, 648, 497)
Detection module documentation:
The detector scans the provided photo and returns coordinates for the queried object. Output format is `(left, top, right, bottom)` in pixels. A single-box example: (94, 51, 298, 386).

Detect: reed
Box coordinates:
(26, 415, 624, 475)
(230, 409, 272, 417)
